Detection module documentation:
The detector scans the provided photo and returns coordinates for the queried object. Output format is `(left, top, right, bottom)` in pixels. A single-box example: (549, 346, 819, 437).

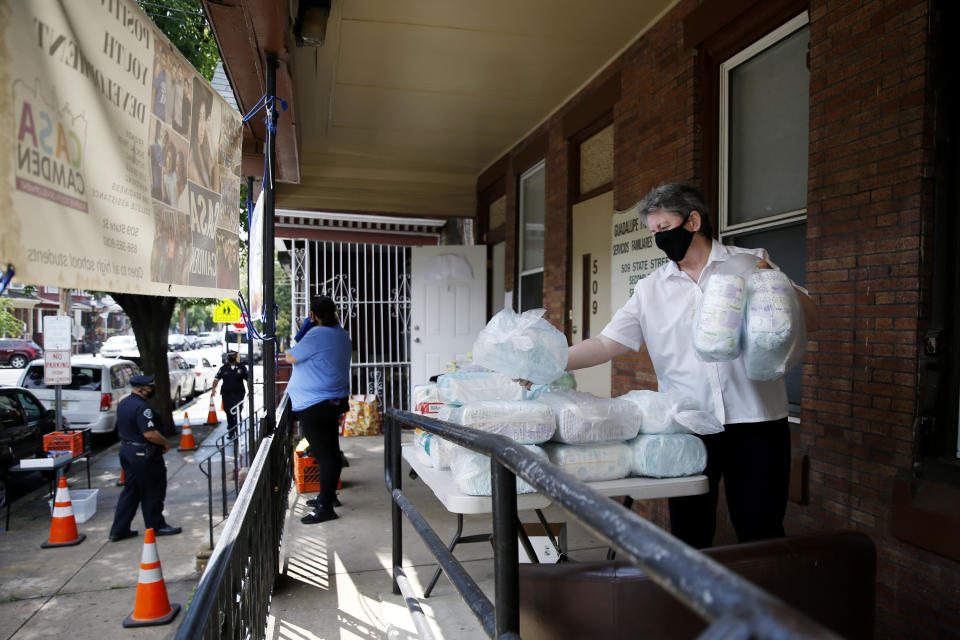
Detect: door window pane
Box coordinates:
(725, 21, 809, 226)
(520, 164, 545, 271)
(520, 272, 543, 312)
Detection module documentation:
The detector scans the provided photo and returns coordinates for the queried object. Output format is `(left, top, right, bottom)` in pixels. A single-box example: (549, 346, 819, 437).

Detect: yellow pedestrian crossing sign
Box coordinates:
(213, 299, 242, 323)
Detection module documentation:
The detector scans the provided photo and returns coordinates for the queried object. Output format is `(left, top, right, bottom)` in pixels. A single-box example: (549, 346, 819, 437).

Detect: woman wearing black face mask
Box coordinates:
(552, 183, 818, 549)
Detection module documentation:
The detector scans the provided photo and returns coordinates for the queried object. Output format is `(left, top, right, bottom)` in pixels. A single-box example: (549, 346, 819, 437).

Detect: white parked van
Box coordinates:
(18, 356, 139, 435)
(223, 326, 261, 364)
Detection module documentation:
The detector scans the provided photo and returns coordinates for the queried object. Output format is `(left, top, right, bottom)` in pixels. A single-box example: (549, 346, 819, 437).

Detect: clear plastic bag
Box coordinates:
(536, 389, 639, 444)
(472, 308, 569, 385)
(436, 371, 524, 405)
(693, 273, 747, 362)
(454, 400, 556, 444)
(630, 434, 707, 478)
(618, 389, 724, 435)
(543, 442, 632, 482)
(449, 443, 545, 496)
(743, 269, 807, 381)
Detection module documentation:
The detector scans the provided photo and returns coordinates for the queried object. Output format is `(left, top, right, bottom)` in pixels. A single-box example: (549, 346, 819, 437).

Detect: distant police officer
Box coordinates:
(212, 352, 249, 435)
(109, 375, 182, 541)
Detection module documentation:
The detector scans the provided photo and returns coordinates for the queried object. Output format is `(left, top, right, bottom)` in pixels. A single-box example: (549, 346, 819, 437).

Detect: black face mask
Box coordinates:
(654, 222, 695, 263)
(143, 387, 156, 399)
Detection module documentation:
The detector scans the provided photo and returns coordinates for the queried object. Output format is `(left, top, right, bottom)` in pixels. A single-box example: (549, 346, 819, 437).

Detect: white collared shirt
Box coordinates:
(600, 240, 788, 425)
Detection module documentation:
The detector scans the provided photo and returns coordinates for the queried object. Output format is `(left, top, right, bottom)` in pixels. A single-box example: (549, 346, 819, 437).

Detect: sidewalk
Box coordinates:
(0, 398, 233, 640)
(1, 416, 613, 640)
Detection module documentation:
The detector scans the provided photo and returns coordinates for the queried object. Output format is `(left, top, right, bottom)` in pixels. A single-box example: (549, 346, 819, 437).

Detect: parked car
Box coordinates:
(99, 335, 136, 358)
(0, 339, 43, 369)
(167, 334, 187, 351)
(117, 351, 195, 405)
(197, 331, 221, 347)
(184, 333, 200, 350)
(184, 355, 218, 394)
(0, 386, 60, 506)
(18, 356, 139, 436)
(223, 326, 261, 363)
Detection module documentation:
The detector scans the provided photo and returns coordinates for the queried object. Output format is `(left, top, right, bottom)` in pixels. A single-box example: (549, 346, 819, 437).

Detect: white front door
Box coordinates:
(410, 246, 487, 388)
(571, 192, 613, 397)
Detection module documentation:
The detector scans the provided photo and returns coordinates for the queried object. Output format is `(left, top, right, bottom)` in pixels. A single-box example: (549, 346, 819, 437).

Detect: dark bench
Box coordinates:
(519, 530, 875, 639)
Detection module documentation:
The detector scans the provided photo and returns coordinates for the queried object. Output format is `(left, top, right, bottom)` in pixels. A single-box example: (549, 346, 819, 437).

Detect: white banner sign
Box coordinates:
(43, 315, 73, 350)
(0, 0, 242, 297)
(248, 190, 264, 319)
(44, 350, 72, 385)
(609, 209, 669, 309)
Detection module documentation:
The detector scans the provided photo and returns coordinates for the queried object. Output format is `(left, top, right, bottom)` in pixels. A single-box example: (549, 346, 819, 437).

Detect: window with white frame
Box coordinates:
(518, 161, 545, 311)
(719, 13, 810, 411)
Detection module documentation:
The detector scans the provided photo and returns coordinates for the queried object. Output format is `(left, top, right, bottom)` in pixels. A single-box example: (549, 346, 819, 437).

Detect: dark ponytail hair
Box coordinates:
(311, 295, 339, 327)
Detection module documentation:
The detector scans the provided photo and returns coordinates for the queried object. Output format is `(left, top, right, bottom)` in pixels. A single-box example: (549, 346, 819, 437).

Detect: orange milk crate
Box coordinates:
(294, 452, 342, 493)
(43, 430, 89, 457)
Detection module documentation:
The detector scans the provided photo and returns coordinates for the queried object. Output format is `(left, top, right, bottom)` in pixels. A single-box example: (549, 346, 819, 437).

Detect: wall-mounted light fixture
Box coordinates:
(293, 0, 331, 47)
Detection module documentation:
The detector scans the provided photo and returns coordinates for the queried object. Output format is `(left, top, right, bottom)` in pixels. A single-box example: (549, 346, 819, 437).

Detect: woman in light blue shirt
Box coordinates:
(285, 295, 353, 524)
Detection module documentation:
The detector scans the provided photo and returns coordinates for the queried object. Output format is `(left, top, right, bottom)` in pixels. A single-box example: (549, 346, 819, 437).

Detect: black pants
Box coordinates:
(223, 392, 245, 434)
(296, 399, 347, 509)
(110, 444, 168, 535)
(668, 418, 791, 549)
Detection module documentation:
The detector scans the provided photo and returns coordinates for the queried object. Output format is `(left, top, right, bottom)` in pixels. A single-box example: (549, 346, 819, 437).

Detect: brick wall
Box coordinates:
(478, 0, 959, 636)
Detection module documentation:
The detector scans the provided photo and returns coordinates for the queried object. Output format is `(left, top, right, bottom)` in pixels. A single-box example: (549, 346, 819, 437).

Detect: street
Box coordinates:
(0, 346, 263, 505)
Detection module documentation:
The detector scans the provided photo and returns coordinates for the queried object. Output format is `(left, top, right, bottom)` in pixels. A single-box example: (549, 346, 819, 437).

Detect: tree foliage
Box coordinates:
(0, 299, 25, 337)
(137, 0, 220, 80)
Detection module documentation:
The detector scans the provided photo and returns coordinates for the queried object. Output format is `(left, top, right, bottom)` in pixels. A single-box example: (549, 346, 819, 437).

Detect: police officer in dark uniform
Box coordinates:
(108, 375, 182, 542)
(212, 352, 249, 436)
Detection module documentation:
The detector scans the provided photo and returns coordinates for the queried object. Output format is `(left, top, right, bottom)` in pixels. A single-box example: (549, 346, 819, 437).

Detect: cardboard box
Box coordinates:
(49, 489, 99, 523)
(517, 522, 567, 563)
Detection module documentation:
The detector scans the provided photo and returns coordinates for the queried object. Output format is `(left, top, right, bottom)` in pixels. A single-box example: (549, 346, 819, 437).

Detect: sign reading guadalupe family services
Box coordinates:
(0, 0, 242, 298)
(609, 207, 670, 309)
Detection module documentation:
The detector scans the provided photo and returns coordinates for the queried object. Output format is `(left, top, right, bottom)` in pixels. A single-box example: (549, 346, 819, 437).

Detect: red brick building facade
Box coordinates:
(477, 0, 959, 636)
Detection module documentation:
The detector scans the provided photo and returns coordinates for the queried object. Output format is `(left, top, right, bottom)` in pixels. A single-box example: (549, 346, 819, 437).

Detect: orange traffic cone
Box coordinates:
(206, 393, 219, 425)
(116, 468, 125, 487)
(178, 413, 197, 451)
(41, 477, 86, 548)
(123, 528, 181, 627)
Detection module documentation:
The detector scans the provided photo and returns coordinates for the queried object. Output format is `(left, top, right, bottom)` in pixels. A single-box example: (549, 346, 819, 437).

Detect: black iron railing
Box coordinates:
(197, 403, 262, 549)
(385, 409, 841, 640)
(175, 394, 293, 640)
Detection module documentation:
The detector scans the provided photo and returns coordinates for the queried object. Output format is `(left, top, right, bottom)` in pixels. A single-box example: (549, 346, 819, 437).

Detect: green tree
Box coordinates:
(136, 0, 220, 80)
(0, 299, 25, 337)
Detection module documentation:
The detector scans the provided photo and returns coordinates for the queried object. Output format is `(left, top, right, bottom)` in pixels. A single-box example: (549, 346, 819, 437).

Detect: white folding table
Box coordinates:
(401, 443, 708, 595)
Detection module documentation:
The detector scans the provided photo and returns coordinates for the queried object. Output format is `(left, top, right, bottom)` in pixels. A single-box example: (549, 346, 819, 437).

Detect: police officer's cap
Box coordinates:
(130, 374, 155, 386)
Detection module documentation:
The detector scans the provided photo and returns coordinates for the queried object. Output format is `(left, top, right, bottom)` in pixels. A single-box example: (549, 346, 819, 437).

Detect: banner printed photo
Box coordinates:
(0, 0, 242, 298)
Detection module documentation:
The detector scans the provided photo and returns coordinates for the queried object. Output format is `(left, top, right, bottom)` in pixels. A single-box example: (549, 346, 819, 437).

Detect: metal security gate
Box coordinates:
(289, 239, 412, 411)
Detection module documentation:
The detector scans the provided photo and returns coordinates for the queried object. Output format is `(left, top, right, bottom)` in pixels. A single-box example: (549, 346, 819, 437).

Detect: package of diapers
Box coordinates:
(619, 389, 724, 436)
(436, 371, 524, 405)
(413, 428, 457, 469)
(454, 401, 556, 444)
(543, 442, 631, 482)
(694, 273, 747, 362)
(472, 308, 569, 385)
(412, 383, 443, 416)
(449, 443, 545, 496)
(743, 269, 807, 381)
(630, 434, 707, 478)
(537, 390, 639, 444)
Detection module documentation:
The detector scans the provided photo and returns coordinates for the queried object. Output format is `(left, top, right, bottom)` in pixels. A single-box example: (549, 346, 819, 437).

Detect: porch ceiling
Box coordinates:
(205, 0, 675, 217)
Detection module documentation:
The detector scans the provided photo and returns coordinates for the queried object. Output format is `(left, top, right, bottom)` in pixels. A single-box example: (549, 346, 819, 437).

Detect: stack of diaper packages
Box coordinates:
(693, 254, 807, 380)
(429, 370, 558, 495)
(619, 389, 720, 478)
(536, 389, 638, 482)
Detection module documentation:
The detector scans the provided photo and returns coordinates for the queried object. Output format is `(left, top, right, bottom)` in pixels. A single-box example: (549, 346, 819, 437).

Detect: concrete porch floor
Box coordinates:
(269, 432, 614, 640)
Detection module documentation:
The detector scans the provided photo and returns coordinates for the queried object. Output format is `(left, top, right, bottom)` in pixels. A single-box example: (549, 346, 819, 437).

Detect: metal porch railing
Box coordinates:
(385, 408, 841, 640)
(174, 394, 293, 640)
